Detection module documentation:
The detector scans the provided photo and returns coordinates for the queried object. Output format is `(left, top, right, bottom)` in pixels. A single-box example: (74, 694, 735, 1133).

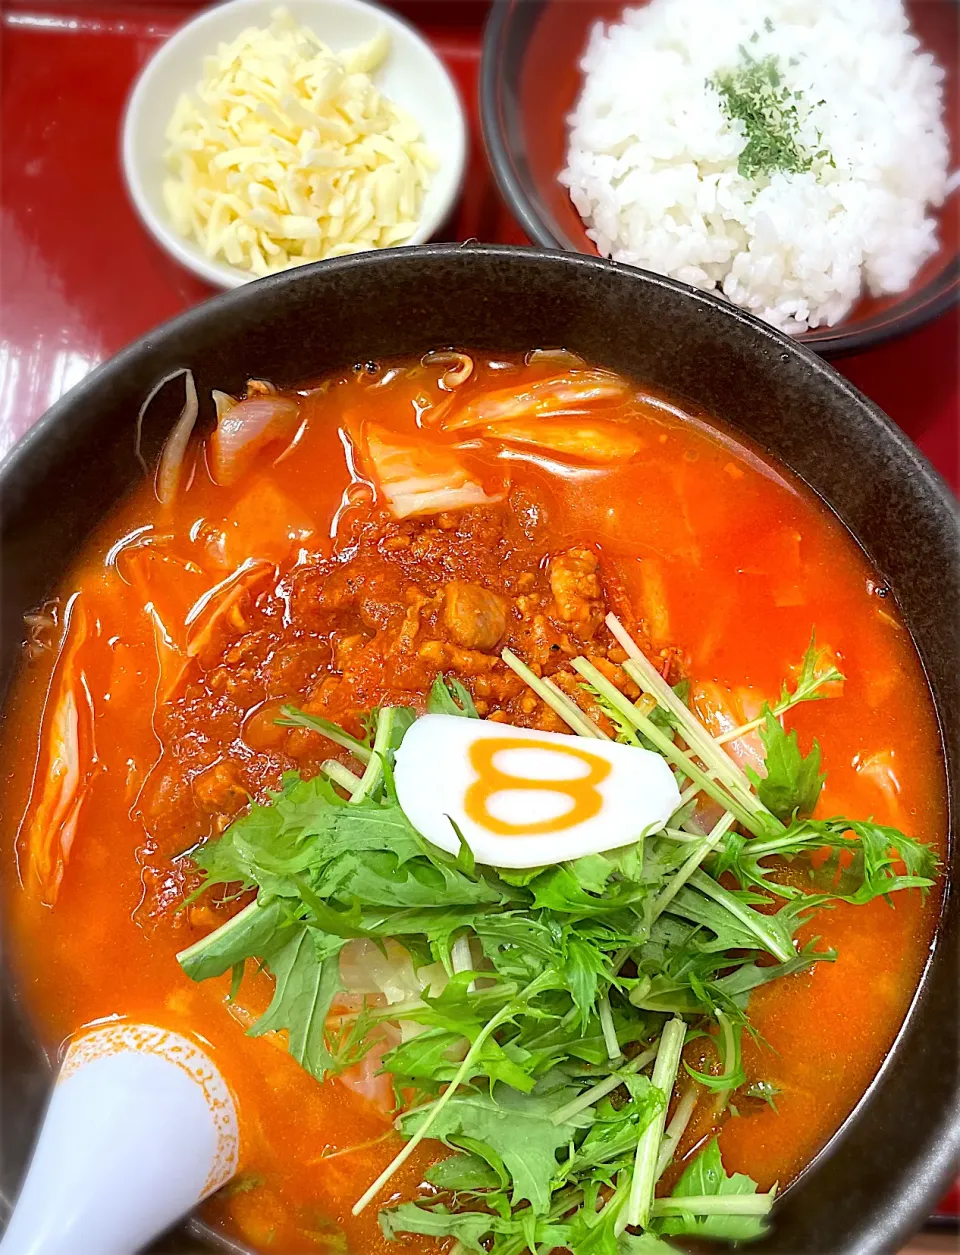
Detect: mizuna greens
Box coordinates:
(177, 619, 937, 1254)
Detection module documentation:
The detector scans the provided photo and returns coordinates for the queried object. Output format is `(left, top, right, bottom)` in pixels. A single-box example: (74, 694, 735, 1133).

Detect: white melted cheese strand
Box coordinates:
(162, 6, 437, 276)
(394, 714, 680, 869)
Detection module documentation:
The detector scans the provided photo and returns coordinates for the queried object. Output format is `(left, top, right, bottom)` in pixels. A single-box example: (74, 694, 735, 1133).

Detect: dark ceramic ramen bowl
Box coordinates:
(480, 0, 960, 358)
(0, 245, 956, 1254)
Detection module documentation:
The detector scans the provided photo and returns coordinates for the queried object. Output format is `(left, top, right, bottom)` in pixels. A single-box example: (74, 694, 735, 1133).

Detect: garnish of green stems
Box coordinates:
(175, 631, 937, 1253)
(626, 1016, 686, 1230)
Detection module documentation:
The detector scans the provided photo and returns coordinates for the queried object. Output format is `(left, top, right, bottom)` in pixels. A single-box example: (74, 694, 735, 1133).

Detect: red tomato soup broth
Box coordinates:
(0, 350, 944, 1253)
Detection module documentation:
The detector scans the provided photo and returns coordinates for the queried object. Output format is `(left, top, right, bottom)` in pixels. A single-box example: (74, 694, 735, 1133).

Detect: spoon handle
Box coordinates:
(0, 1025, 238, 1255)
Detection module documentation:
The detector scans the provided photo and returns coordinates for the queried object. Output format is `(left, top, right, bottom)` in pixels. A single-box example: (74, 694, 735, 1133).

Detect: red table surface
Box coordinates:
(1, 0, 957, 1227)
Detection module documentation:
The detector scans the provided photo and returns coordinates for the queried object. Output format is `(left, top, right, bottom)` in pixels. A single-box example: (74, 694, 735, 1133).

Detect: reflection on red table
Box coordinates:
(0, 0, 527, 457)
(0, 0, 956, 1226)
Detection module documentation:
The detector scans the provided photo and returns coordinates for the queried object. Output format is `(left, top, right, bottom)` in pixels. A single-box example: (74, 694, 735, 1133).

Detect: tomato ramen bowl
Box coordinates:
(0, 245, 956, 1255)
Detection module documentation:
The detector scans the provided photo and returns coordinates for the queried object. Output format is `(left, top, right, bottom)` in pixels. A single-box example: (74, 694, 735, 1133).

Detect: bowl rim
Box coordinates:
(5, 241, 956, 509)
(120, 0, 468, 290)
(0, 243, 956, 1255)
(479, 0, 960, 359)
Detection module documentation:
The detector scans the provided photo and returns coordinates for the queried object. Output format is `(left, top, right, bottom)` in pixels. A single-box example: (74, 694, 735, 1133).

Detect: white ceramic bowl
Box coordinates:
(122, 0, 468, 289)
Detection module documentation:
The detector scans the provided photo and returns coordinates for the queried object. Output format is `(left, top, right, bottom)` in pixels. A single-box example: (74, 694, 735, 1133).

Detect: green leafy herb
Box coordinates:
(745, 1079, 781, 1111)
(425, 1149, 505, 1193)
(580, 680, 686, 753)
(174, 624, 935, 1254)
(710, 53, 822, 180)
(449, 816, 477, 877)
(714, 817, 938, 905)
(399, 1083, 592, 1214)
(178, 897, 290, 982)
(564, 1077, 665, 1178)
(246, 926, 346, 1080)
(379, 1203, 571, 1253)
(715, 634, 843, 746)
(684, 1012, 745, 1107)
(776, 635, 842, 710)
(216, 1172, 264, 1199)
(296, 1212, 350, 1252)
(275, 704, 372, 761)
(428, 673, 481, 718)
(380, 1204, 495, 1250)
(747, 708, 825, 821)
(653, 1138, 775, 1241)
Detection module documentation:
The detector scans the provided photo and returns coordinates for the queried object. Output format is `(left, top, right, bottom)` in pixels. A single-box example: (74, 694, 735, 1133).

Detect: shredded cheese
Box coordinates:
(162, 7, 438, 276)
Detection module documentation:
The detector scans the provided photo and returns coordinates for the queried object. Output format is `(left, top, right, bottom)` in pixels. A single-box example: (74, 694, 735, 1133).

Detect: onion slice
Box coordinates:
(134, 367, 196, 484)
(209, 395, 300, 487)
(422, 350, 474, 390)
(525, 347, 586, 368)
(212, 389, 237, 420)
(151, 370, 200, 505)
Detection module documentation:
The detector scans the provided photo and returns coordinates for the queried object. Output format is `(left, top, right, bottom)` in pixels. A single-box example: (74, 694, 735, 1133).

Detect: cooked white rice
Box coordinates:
(560, 0, 951, 333)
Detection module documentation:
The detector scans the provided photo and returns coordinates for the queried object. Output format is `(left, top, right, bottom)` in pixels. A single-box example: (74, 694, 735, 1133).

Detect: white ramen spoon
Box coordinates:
(0, 1023, 238, 1255)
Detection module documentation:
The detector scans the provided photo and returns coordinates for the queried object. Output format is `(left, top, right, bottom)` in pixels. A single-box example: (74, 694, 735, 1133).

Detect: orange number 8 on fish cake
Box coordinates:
(464, 737, 611, 836)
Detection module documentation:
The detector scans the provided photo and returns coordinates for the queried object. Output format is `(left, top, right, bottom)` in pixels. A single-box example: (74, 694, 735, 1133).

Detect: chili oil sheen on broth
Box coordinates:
(1, 349, 944, 1255)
